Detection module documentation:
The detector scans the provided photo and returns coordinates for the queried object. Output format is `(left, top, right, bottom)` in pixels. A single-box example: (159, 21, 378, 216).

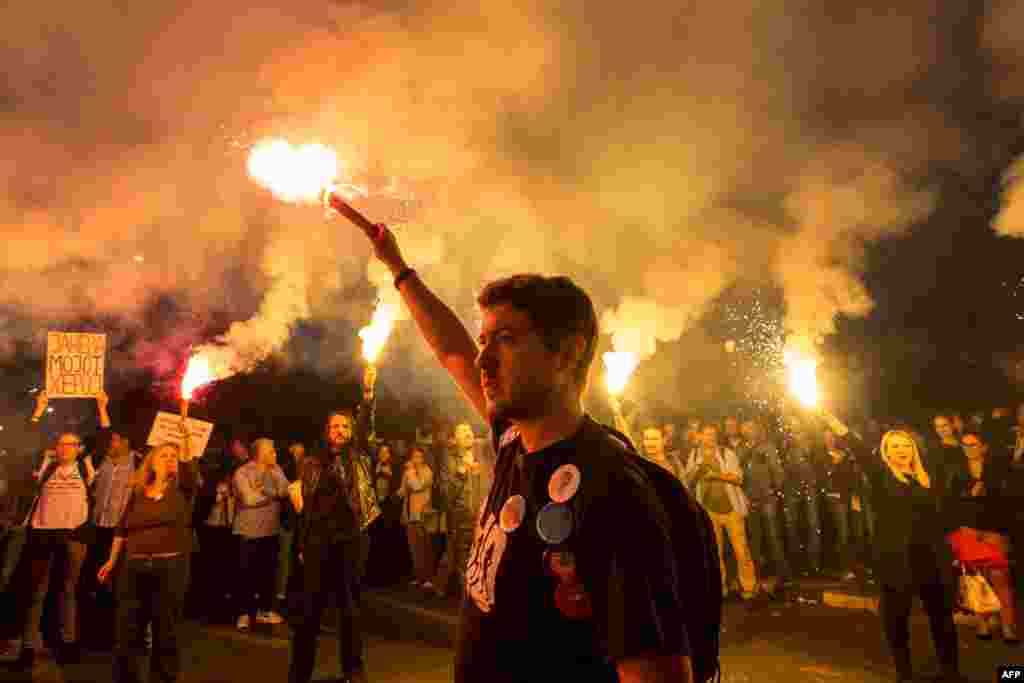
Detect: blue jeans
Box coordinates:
(746, 500, 792, 581)
(824, 495, 863, 572)
(782, 490, 822, 572)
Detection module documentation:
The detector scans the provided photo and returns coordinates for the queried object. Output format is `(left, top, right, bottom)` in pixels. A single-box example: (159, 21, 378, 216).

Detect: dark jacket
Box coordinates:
(843, 434, 953, 590)
(295, 398, 380, 554)
(945, 457, 1011, 535)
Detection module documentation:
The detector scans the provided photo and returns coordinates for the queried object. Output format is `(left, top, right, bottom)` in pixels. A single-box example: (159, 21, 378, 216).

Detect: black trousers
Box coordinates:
(113, 554, 188, 683)
(238, 535, 280, 616)
(879, 580, 959, 678)
(195, 525, 236, 620)
(289, 536, 366, 683)
(81, 526, 118, 648)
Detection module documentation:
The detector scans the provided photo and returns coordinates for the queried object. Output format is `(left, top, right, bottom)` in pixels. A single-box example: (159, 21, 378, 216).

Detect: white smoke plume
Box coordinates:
(0, 0, 1011, 412)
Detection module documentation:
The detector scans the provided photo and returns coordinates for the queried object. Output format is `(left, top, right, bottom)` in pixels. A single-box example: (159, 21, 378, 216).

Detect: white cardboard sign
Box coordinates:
(146, 411, 215, 459)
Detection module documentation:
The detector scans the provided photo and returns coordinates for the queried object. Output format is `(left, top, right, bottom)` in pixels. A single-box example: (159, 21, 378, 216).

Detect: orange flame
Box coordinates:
(181, 355, 216, 400)
(602, 351, 639, 396)
(358, 302, 399, 364)
(247, 138, 339, 203)
(783, 348, 819, 408)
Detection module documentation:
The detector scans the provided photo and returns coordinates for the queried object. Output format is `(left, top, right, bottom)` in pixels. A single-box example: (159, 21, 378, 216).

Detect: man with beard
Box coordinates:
(640, 424, 685, 481)
(288, 367, 380, 683)
(354, 222, 704, 683)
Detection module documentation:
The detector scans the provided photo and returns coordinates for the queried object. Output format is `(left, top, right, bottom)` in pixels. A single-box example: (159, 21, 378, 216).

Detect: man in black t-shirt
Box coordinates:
(356, 222, 695, 682)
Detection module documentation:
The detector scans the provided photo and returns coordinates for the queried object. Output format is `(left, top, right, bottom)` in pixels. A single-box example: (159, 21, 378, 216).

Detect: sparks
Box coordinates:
(359, 302, 399, 365)
(247, 138, 339, 203)
(603, 351, 639, 396)
(783, 348, 820, 408)
(181, 355, 217, 400)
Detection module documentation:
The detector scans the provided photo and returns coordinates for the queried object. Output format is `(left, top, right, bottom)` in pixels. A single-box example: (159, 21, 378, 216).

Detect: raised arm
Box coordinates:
(362, 226, 486, 420)
(356, 366, 377, 455)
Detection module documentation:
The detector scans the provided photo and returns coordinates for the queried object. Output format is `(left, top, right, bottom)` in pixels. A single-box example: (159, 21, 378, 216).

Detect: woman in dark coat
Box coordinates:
(946, 429, 1017, 642)
(821, 411, 960, 683)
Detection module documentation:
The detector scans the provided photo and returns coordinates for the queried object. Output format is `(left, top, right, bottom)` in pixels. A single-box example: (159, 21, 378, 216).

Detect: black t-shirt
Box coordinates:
(454, 417, 688, 683)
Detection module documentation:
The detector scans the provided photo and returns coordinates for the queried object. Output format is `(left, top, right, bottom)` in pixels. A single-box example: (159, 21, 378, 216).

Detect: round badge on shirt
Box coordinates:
(536, 502, 574, 545)
(548, 464, 581, 503)
(499, 494, 526, 533)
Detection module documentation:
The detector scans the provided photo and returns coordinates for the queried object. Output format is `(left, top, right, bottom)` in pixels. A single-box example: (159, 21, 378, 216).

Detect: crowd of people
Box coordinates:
(3, 382, 1024, 682)
(0, 373, 497, 682)
(3, 217, 1022, 683)
(610, 399, 1024, 681)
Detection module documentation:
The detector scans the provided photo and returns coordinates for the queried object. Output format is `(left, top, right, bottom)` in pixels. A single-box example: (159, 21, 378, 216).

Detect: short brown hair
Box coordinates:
(477, 274, 598, 386)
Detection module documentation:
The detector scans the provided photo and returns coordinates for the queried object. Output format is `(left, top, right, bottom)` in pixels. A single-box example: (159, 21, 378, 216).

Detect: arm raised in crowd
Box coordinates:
(362, 226, 486, 421)
(356, 365, 377, 455)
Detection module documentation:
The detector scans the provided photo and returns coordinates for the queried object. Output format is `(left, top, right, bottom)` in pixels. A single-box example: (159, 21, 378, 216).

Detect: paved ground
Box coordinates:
(6, 586, 1023, 682)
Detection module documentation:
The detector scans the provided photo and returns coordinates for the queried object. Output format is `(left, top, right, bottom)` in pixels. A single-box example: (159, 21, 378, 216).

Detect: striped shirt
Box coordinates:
(93, 455, 136, 528)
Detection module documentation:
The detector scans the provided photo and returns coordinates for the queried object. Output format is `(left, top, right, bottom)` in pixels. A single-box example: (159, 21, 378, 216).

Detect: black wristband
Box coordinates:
(394, 267, 416, 289)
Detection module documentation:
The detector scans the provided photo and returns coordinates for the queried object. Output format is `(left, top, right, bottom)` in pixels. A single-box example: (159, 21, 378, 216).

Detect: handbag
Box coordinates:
(958, 565, 1002, 615)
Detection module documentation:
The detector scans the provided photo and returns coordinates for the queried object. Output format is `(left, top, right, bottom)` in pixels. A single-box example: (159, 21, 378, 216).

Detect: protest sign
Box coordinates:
(45, 332, 106, 398)
(146, 411, 215, 459)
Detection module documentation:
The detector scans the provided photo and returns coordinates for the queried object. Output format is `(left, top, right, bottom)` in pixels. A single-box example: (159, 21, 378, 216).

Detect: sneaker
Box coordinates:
(237, 614, 251, 632)
(255, 610, 284, 625)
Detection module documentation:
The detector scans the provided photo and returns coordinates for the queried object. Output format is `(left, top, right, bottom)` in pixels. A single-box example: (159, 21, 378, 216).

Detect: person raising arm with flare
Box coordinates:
(808, 407, 960, 683)
(346, 215, 717, 683)
(97, 403, 202, 683)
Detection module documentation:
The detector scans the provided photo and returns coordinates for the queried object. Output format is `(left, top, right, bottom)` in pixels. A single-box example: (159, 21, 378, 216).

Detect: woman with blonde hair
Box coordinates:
(817, 417, 960, 683)
(97, 411, 201, 683)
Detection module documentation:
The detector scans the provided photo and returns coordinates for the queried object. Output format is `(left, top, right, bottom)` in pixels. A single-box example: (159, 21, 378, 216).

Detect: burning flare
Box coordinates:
(181, 355, 217, 400)
(603, 351, 639, 396)
(783, 349, 819, 408)
(247, 139, 338, 203)
(359, 302, 399, 365)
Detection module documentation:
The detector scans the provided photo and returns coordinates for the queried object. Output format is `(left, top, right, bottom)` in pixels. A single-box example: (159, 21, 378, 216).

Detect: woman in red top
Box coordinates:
(98, 414, 200, 683)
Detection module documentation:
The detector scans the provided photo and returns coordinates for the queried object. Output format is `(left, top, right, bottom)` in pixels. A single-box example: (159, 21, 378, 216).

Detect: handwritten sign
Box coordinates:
(46, 332, 106, 398)
(146, 412, 215, 459)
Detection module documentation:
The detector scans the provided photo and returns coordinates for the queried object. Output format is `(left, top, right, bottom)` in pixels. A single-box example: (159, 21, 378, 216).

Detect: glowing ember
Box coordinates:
(359, 302, 399, 365)
(247, 138, 338, 203)
(783, 349, 819, 408)
(181, 355, 216, 400)
(603, 351, 639, 396)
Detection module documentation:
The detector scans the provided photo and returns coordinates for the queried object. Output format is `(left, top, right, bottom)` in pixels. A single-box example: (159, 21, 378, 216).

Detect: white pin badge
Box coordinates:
(548, 464, 581, 504)
(499, 494, 526, 533)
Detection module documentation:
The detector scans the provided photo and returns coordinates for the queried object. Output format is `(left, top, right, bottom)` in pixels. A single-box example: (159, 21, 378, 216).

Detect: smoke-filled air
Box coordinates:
(1, 1, 1016, 410)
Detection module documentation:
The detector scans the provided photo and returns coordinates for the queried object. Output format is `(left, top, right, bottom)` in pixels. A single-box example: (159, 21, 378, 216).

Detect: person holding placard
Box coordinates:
(97, 411, 202, 683)
(6, 390, 106, 669)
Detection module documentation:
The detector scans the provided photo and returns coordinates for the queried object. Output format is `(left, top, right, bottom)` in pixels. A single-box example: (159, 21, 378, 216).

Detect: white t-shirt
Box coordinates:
(32, 463, 89, 530)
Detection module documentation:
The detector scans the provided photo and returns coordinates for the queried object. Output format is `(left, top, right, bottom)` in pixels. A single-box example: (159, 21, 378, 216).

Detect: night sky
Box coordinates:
(4, 2, 1024, 444)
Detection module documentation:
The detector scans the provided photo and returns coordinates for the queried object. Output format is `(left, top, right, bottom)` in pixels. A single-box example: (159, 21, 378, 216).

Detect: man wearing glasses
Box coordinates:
(4, 390, 107, 669)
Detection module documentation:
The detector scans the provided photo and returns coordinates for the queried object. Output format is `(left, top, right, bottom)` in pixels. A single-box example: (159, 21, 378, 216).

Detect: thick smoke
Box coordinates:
(0, 1, 1003, 411)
